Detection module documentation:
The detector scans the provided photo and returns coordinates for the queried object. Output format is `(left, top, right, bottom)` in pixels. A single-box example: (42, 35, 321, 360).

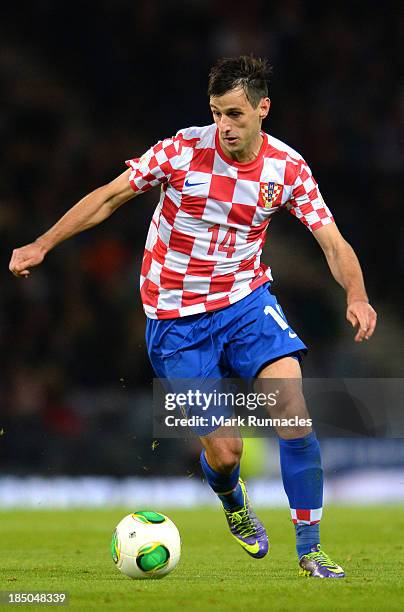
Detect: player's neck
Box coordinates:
(222, 133, 264, 164)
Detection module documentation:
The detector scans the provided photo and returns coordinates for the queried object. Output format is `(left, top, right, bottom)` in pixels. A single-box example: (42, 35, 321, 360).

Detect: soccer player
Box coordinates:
(9, 56, 377, 578)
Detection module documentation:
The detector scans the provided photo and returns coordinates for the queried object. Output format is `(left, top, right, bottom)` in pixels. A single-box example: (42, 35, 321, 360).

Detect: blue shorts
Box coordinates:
(146, 283, 307, 380)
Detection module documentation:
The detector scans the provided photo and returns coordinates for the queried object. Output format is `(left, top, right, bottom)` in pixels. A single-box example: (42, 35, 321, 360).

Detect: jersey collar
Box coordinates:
(215, 127, 268, 170)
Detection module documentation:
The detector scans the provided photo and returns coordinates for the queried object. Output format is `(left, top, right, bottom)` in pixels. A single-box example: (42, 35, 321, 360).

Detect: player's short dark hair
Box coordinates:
(208, 56, 272, 108)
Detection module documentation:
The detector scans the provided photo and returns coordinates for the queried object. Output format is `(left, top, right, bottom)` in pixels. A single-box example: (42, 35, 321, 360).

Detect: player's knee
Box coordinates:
(271, 388, 312, 438)
(216, 451, 241, 474)
(205, 439, 242, 474)
(272, 389, 308, 420)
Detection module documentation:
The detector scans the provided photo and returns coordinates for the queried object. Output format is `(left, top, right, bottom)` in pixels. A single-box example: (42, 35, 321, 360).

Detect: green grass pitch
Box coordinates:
(0, 506, 403, 611)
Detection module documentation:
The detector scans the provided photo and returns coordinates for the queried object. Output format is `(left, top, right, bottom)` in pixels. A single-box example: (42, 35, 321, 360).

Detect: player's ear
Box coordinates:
(259, 98, 271, 119)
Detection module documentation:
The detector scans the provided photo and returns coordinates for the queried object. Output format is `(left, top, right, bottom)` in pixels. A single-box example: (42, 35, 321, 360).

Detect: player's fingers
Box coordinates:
(355, 315, 371, 342)
(8, 256, 17, 272)
(346, 311, 358, 327)
(14, 253, 38, 270)
(9, 253, 24, 272)
(9, 260, 21, 275)
(364, 311, 377, 340)
(9, 261, 24, 275)
(356, 306, 377, 341)
(10, 268, 29, 277)
(351, 309, 367, 340)
(10, 256, 34, 276)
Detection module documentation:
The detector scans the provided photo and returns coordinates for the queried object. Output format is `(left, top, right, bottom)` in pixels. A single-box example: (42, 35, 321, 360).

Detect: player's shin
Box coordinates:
(278, 431, 323, 558)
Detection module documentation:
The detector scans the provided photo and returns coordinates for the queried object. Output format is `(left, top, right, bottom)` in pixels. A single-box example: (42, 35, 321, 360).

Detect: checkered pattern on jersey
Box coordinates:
(126, 125, 334, 319)
(291, 508, 323, 525)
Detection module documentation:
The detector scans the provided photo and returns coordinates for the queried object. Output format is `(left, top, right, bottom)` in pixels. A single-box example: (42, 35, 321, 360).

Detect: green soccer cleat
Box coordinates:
(223, 479, 269, 559)
(299, 544, 345, 578)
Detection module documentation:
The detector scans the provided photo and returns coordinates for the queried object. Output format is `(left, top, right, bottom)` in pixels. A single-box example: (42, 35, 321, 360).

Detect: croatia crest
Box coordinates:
(260, 181, 283, 209)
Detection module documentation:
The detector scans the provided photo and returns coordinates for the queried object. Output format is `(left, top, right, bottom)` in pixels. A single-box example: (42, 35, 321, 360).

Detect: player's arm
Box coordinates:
(9, 169, 135, 277)
(312, 223, 377, 342)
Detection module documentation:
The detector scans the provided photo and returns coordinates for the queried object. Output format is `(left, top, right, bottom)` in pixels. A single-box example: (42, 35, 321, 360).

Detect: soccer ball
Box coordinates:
(111, 511, 181, 579)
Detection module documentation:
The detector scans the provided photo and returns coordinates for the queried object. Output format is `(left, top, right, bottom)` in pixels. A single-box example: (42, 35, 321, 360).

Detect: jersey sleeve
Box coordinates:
(286, 159, 334, 232)
(125, 136, 181, 194)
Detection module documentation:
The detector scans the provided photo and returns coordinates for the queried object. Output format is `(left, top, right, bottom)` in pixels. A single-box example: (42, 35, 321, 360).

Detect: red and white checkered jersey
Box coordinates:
(125, 124, 333, 319)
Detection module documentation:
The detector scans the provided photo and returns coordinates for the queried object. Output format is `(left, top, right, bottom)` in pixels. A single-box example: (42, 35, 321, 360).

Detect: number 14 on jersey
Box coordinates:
(207, 224, 236, 258)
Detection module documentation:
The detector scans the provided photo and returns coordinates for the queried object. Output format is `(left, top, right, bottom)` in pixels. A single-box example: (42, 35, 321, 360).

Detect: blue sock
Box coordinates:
(278, 432, 323, 558)
(295, 523, 320, 558)
(200, 450, 244, 510)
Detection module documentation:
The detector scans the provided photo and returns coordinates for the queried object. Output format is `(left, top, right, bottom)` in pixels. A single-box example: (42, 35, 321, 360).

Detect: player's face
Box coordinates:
(209, 88, 270, 162)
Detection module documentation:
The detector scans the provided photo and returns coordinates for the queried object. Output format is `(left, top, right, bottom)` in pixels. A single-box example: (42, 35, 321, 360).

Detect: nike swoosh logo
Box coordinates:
(232, 536, 260, 555)
(185, 179, 208, 187)
(288, 331, 297, 338)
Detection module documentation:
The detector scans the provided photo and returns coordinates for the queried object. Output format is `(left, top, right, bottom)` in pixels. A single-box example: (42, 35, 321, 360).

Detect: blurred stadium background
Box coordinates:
(1, 0, 403, 508)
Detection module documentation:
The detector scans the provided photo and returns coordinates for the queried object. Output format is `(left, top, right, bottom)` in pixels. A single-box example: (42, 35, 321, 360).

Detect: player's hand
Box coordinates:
(9, 242, 47, 277)
(346, 300, 377, 342)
